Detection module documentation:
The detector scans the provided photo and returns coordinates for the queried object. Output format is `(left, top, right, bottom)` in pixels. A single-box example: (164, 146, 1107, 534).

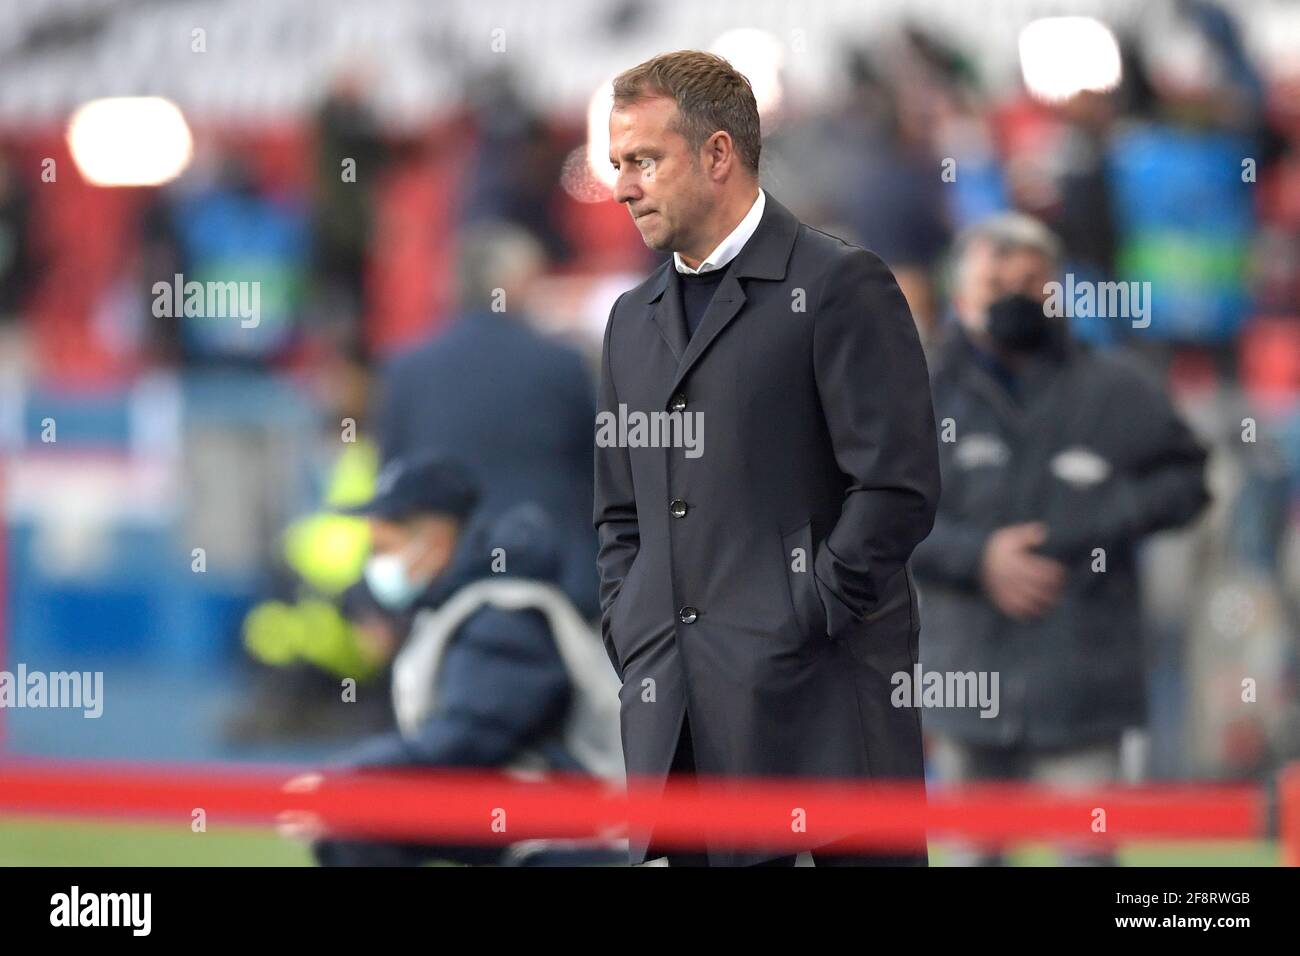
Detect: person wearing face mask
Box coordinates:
(308, 453, 624, 866)
(912, 213, 1210, 865)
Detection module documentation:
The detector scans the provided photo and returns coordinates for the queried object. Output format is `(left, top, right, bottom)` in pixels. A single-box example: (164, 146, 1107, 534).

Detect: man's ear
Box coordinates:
(703, 130, 735, 180)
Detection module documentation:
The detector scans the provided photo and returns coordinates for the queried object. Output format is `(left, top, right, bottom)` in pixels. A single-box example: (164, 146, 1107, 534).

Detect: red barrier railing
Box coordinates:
(0, 758, 1290, 859)
(1282, 762, 1300, 866)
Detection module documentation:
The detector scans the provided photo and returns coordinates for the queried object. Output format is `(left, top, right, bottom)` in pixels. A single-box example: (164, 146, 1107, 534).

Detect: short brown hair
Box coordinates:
(612, 50, 761, 173)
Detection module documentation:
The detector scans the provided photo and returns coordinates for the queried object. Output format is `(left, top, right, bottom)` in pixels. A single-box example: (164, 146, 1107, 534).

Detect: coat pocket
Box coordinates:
(603, 557, 643, 677)
(781, 520, 826, 643)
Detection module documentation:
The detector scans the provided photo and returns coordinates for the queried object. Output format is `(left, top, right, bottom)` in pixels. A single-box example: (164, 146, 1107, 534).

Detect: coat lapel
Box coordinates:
(636, 193, 800, 397)
(670, 272, 747, 395)
(644, 267, 689, 362)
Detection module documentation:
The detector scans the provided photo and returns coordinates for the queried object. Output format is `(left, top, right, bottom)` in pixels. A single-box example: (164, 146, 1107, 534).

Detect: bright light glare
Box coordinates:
(67, 97, 194, 187)
(710, 28, 784, 116)
(563, 144, 611, 203)
(1019, 18, 1122, 103)
(586, 80, 617, 191)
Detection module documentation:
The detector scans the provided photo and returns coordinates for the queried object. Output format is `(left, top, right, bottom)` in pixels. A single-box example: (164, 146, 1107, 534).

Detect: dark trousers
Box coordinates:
(653, 710, 929, 867)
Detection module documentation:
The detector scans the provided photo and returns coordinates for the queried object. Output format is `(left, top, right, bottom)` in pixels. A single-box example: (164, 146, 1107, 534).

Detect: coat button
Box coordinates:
(669, 393, 687, 412)
(678, 606, 698, 624)
(669, 498, 688, 518)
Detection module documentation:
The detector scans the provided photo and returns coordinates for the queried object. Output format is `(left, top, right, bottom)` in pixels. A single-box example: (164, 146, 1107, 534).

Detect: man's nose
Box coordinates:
(613, 170, 641, 206)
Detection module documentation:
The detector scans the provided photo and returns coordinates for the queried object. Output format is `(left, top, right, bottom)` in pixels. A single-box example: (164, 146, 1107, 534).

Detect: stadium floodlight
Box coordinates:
(1018, 17, 1122, 103)
(67, 96, 194, 187)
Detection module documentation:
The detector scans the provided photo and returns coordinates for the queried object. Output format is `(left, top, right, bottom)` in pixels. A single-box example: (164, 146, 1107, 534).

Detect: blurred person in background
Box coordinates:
(375, 221, 599, 619)
(0, 146, 33, 384)
(0, 147, 33, 324)
(836, 36, 957, 340)
(312, 65, 390, 321)
(227, 324, 393, 743)
(149, 150, 311, 366)
(308, 453, 622, 867)
(459, 68, 572, 264)
(912, 213, 1211, 865)
(1102, 0, 1263, 356)
(763, 38, 955, 339)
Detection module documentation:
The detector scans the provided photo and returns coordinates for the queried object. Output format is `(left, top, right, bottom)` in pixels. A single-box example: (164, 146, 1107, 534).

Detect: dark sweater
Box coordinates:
(677, 264, 731, 340)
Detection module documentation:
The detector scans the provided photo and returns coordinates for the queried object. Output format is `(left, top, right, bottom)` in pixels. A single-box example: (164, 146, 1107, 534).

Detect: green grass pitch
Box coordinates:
(0, 816, 1279, 866)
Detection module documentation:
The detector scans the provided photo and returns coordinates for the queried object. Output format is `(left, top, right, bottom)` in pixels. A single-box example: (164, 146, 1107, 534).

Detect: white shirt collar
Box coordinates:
(673, 188, 766, 275)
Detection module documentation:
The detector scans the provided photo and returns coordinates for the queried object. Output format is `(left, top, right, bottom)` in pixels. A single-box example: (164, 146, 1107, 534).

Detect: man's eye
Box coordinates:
(638, 159, 653, 170)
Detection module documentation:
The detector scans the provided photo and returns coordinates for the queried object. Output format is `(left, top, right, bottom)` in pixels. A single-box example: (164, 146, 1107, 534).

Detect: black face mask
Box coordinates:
(985, 293, 1049, 353)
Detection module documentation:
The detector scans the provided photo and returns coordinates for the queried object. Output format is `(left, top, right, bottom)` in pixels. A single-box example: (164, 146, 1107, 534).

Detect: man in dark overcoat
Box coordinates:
(594, 51, 941, 866)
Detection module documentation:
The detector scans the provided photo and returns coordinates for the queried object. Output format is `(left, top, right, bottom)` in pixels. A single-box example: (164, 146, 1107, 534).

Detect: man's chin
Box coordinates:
(640, 230, 673, 252)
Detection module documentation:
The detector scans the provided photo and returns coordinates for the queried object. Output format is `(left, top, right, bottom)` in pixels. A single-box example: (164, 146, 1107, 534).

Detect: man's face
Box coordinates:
(609, 96, 712, 254)
(955, 239, 1054, 339)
